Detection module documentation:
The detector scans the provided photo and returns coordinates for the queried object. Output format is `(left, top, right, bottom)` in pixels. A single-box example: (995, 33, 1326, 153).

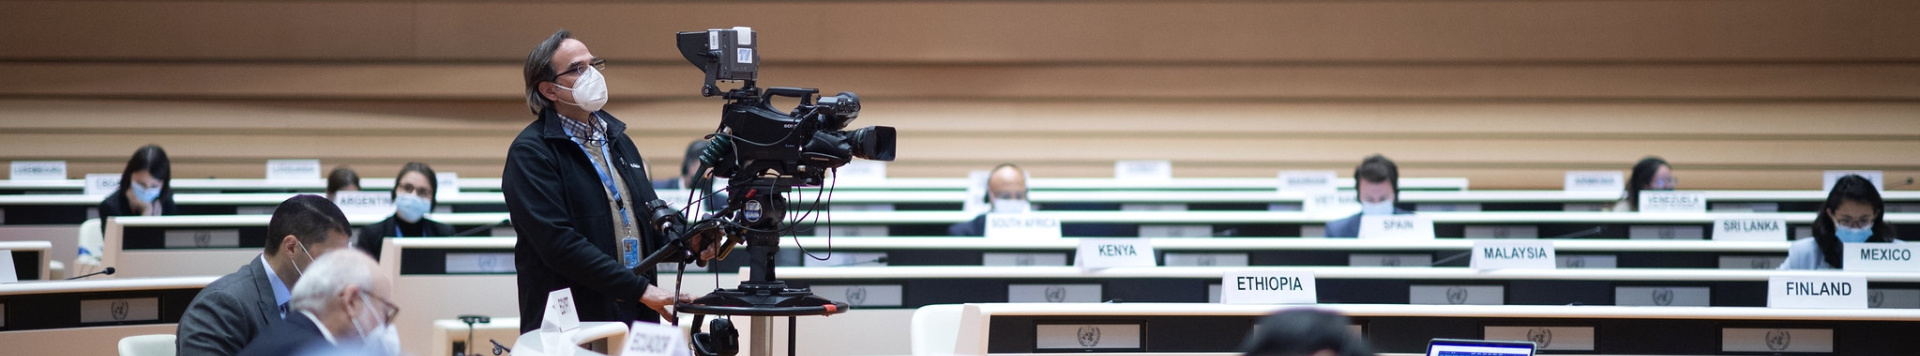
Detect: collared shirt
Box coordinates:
(557, 113, 607, 143)
(260, 255, 292, 318)
(299, 310, 340, 345)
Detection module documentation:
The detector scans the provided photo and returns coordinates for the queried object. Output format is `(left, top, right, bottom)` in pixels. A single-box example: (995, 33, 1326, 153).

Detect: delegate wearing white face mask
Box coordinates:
(552, 66, 609, 112)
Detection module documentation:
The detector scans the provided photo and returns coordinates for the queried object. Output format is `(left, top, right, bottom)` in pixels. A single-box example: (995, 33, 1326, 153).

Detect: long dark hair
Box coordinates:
(116, 144, 171, 199)
(1625, 156, 1668, 210)
(1812, 175, 1898, 268)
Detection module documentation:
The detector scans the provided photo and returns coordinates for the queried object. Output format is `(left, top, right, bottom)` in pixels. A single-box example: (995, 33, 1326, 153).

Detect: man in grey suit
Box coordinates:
(177, 195, 354, 356)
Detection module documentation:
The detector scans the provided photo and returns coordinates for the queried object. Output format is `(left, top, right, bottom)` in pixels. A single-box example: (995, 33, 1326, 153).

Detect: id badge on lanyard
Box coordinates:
(620, 227, 641, 269)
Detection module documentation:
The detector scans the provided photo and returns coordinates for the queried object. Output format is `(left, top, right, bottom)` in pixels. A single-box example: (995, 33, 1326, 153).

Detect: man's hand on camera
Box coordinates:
(641, 285, 693, 324)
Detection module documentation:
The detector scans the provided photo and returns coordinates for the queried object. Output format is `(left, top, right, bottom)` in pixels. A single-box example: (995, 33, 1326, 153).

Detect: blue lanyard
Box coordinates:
(394, 225, 402, 238)
(565, 117, 632, 227)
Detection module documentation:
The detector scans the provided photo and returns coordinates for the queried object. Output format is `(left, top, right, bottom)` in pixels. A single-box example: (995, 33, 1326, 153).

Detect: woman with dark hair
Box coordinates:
(1240, 308, 1374, 356)
(98, 144, 177, 218)
(325, 165, 361, 200)
(1781, 175, 1901, 269)
(1615, 156, 1675, 212)
(352, 162, 455, 261)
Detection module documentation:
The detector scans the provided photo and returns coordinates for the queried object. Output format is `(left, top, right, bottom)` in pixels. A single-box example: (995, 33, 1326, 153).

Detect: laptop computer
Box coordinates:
(1426, 338, 1537, 356)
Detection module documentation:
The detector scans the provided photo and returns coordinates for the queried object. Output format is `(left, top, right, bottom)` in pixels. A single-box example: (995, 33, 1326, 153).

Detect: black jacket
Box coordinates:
(98, 190, 177, 232)
(503, 109, 667, 333)
(234, 310, 331, 356)
(353, 215, 456, 261)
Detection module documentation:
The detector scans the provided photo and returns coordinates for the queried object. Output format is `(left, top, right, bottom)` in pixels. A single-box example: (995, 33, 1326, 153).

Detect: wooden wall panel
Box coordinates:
(1, 0, 1915, 190)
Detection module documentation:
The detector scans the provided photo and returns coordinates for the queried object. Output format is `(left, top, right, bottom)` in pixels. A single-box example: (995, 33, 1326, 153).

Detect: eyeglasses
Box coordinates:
(396, 182, 433, 199)
(553, 58, 608, 79)
(360, 290, 401, 322)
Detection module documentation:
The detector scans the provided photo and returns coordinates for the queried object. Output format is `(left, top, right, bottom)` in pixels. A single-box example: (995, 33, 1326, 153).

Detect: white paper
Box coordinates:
(1113, 160, 1171, 181)
(265, 159, 322, 181)
(0, 250, 15, 283)
(1714, 219, 1787, 241)
(1824, 170, 1883, 192)
(437, 172, 460, 199)
(1563, 171, 1624, 193)
(1357, 215, 1435, 240)
(1074, 238, 1156, 270)
(1768, 276, 1868, 309)
(1844, 243, 1919, 272)
(9, 161, 66, 181)
(984, 213, 1061, 239)
(1220, 270, 1316, 304)
(543, 288, 581, 331)
(332, 191, 395, 216)
(1303, 192, 1361, 217)
(963, 170, 991, 214)
(1638, 191, 1706, 213)
(1277, 171, 1338, 193)
(623, 321, 691, 356)
(1470, 240, 1556, 270)
(84, 173, 121, 196)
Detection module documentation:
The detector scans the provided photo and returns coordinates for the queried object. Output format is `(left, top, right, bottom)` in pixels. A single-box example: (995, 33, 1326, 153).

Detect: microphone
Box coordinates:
(1552, 226, 1605, 239)
(828, 256, 887, 267)
(452, 220, 512, 237)
(67, 266, 115, 280)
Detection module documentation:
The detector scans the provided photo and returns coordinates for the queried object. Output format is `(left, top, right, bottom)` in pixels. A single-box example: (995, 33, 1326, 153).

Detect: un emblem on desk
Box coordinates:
(1446, 287, 1469, 304)
(110, 300, 130, 321)
(1526, 328, 1553, 348)
(1381, 256, 1402, 267)
(845, 287, 868, 306)
(1045, 286, 1068, 303)
(1766, 329, 1791, 351)
(1076, 326, 1101, 347)
(1015, 255, 1035, 266)
(193, 232, 213, 248)
(1652, 288, 1674, 306)
(1870, 290, 1885, 308)
(478, 256, 498, 272)
(1196, 255, 1217, 267)
(1750, 258, 1774, 269)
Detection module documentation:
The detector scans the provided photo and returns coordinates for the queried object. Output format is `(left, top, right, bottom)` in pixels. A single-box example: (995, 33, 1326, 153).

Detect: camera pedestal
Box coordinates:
(678, 245, 848, 356)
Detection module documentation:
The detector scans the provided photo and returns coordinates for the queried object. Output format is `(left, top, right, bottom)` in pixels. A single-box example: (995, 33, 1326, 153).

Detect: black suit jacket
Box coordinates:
(98, 190, 177, 233)
(353, 215, 456, 261)
(177, 256, 280, 356)
(235, 311, 333, 356)
(504, 109, 668, 333)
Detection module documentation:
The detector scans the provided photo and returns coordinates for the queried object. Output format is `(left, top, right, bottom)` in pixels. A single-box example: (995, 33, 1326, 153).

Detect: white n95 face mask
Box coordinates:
(991, 198, 1031, 214)
(555, 66, 609, 112)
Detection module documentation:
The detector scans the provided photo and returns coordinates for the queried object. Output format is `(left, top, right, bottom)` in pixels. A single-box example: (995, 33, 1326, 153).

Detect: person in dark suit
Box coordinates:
(1325, 155, 1412, 238)
(949, 164, 1030, 236)
(177, 195, 356, 356)
(352, 162, 456, 261)
(237, 250, 399, 356)
(505, 29, 710, 333)
(98, 144, 178, 225)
